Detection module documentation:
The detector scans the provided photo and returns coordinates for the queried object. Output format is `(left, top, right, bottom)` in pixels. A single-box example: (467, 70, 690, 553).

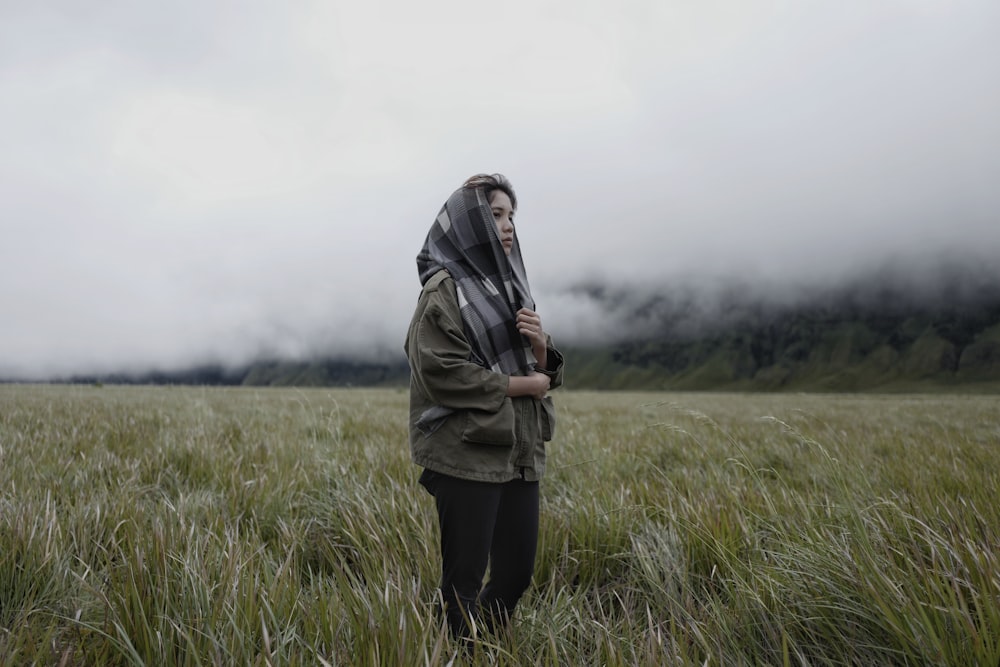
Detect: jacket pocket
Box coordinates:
(539, 395, 556, 441)
(461, 397, 516, 446)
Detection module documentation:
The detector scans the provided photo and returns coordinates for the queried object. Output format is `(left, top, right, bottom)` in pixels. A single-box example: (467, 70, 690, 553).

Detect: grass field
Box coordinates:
(1, 385, 997, 665)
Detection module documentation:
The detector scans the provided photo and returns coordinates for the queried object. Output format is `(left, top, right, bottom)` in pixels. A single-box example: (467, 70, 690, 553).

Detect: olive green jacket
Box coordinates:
(405, 270, 564, 483)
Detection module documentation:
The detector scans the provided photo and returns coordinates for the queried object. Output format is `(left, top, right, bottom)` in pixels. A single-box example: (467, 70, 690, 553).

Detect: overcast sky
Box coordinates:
(2, 0, 999, 379)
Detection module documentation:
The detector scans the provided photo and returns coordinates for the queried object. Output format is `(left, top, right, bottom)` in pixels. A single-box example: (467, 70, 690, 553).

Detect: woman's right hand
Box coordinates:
(526, 372, 550, 399)
(507, 371, 550, 399)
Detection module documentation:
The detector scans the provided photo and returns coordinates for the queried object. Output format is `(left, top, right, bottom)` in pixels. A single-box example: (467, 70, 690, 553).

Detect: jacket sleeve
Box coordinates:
(536, 334, 566, 390)
(407, 277, 510, 412)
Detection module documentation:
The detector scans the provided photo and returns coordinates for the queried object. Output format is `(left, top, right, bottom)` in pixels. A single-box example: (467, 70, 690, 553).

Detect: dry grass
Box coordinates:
(1, 385, 997, 665)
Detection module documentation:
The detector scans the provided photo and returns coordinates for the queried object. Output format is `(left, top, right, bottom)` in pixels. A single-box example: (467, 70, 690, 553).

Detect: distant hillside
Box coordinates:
(560, 262, 1000, 392)
(563, 316, 1000, 393)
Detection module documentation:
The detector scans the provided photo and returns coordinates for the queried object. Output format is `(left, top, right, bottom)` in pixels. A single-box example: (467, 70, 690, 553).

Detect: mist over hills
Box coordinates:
(562, 255, 1000, 390)
(40, 257, 1000, 393)
(564, 258, 1000, 392)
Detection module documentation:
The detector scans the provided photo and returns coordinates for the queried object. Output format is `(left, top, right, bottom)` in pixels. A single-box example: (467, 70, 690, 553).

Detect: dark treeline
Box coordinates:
(64, 359, 410, 389)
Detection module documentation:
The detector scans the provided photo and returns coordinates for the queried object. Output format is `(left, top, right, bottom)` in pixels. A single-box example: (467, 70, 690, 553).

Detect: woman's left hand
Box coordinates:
(516, 308, 548, 367)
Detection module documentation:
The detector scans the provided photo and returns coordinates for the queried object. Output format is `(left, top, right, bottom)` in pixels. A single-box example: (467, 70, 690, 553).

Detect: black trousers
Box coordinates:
(421, 470, 539, 638)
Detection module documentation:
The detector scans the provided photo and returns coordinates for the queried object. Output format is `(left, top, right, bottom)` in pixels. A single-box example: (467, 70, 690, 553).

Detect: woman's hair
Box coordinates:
(462, 173, 517, 211)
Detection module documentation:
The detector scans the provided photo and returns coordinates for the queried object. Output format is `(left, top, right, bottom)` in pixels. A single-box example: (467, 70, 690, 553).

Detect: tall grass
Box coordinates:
(0, 385, 997, 665)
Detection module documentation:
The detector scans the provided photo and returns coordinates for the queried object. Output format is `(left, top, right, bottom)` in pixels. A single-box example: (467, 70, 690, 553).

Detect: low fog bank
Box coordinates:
(5, 248, 999, 385)
(540, 250, 1000, 348)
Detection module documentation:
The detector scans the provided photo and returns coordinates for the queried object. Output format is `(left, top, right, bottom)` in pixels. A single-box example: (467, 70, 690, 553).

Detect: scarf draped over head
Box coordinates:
(416, 185, 537, 376)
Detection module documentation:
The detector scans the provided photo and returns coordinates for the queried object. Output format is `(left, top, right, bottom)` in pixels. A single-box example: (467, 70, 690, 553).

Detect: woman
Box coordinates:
(405, 173, 563, 640)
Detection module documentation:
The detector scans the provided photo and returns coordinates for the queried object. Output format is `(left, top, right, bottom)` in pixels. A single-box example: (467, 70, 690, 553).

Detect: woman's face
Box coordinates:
(489, 190, 515, 256)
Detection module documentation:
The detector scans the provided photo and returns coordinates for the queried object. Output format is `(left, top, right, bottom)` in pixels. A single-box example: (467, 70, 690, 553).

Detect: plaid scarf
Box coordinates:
(416, 185, 537, 375)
